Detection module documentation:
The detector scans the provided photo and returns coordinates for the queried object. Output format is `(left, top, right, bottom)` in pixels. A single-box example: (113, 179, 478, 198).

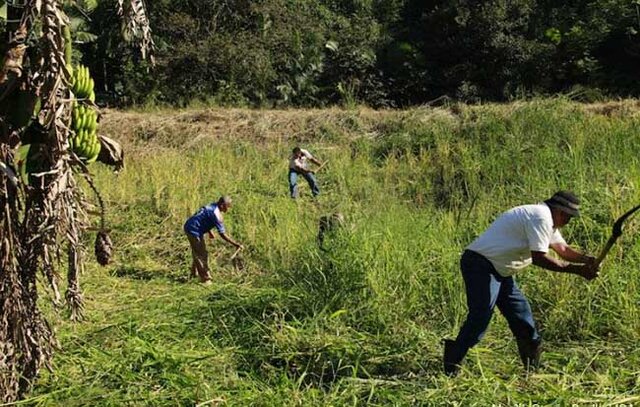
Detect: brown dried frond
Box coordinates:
(97, 134, 125, 171)
(38, 1, 70, 128)
(0, 0, 44, 88)
(1, 163, 57, 401)
(0, 43, 27, 85)
(1, 1, 86, 396)
(1, 0, 115, 401)
(117, 0, 155, 63)
(66, 243, 84, 321)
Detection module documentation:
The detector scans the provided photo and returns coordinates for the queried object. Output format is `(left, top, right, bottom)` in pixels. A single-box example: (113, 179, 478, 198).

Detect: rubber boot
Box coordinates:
(516, 337, 542, 370)
(443, 339, 464, 377)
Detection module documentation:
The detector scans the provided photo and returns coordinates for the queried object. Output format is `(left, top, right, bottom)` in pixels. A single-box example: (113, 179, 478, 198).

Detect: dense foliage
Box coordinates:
(54, 0, 639, 107)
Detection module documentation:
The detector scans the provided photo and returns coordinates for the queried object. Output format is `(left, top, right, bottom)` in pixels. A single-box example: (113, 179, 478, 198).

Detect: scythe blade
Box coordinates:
(595, 203, 640, 267)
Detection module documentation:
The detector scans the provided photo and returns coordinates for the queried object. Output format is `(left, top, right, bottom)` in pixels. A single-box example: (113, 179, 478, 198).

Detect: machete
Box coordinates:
(594, 203, 640, 267)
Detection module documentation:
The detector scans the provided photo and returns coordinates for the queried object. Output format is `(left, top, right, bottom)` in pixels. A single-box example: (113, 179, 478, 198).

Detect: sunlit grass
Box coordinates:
(28, 99, 640, 405)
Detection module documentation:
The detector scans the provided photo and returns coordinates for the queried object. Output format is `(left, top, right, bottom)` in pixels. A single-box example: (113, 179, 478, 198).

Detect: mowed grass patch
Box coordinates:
(28, 99, 640, 405)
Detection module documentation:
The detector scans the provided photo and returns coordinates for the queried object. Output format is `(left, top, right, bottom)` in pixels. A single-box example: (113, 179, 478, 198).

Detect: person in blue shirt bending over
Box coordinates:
(183, 196, 244, 284)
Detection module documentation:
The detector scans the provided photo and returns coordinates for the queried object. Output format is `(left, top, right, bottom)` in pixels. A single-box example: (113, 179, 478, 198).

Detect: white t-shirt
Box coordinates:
(289, 149, 313, 170)
(467, 203, 566, 277)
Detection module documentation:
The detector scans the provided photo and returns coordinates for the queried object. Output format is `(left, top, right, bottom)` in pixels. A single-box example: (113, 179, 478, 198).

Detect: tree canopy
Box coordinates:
(3, 0, 638, 106)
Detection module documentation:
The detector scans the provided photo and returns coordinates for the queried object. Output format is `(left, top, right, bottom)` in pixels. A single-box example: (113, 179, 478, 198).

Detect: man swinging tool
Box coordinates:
(288, 146, 323, 199)
(444, 191, 599, 376)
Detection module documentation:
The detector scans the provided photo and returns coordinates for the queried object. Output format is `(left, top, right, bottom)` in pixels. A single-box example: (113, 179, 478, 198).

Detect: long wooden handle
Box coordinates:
(230, 247, 242, 260)
(314, 160, 329, 173)
(594, 236, 617, 268)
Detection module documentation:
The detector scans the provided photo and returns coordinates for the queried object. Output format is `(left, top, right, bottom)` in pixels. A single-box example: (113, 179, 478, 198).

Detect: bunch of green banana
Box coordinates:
(70, 104, 101, 162)
(72, 64, 96, 102)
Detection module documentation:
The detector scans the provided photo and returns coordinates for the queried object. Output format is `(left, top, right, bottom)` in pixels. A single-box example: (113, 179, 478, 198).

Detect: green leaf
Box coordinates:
(544, 27, 562, 45)
(75, 31, 98, 44)
(330, 309, 348, 319)
(15, 144, 30, 184)
(80, 0, 98, 12)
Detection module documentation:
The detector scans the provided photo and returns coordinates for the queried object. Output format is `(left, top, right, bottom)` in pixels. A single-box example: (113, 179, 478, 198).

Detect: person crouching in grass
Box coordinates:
(183, 196, 244, 285)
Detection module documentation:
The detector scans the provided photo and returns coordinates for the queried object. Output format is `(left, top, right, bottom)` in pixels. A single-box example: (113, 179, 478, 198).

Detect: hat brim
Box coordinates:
(549, 203, 580, 217)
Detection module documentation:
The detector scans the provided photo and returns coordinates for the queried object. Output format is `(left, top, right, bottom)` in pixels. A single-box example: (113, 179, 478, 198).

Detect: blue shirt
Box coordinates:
(184, 203, 226, 238)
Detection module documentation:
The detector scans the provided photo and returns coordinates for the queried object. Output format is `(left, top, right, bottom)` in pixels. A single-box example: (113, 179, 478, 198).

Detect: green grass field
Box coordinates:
(25, 99, 640, 406)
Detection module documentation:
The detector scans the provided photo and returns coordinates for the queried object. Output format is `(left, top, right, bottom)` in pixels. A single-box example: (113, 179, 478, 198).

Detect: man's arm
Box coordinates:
(310, 156, 322, 166)
(219, 232, 243, 249)
(294, 164, 314, 174)
(531, 251, 598, 280)
(550, 242, 595, 264)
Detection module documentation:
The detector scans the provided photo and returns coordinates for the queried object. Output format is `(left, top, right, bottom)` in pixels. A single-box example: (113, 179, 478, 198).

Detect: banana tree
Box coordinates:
(0, 0, 152, 401)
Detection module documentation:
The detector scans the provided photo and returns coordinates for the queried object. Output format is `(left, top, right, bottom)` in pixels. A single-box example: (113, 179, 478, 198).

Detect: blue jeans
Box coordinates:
(452, 250, 540, 361)
(289, 169, 320, 198)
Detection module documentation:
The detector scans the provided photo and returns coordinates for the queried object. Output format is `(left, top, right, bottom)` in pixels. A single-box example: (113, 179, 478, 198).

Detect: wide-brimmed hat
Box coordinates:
(545, 190, 580, 217)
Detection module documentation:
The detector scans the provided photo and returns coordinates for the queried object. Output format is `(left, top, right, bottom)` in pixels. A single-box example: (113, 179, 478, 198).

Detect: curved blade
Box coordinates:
(611, 203, 640, 239)
(595, 203, 640, 266)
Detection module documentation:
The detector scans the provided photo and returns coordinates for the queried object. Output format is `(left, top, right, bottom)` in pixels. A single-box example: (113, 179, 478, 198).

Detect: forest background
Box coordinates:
(3, 0, 639, 108)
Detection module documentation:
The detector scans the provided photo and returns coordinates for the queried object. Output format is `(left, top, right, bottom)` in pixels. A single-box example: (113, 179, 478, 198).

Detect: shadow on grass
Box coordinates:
(180, 283, 440, 389)
(112, 265, 190, 282)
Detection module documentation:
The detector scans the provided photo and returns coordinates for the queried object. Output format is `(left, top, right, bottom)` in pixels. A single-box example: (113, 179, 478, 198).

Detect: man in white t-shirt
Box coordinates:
(289, 146, 322, 198)
(444, 191, 599, 376)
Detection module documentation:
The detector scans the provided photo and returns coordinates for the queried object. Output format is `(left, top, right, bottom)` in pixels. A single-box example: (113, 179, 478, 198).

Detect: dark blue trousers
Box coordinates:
(289, 169, 320, 198)
(452, 250, 540, 360)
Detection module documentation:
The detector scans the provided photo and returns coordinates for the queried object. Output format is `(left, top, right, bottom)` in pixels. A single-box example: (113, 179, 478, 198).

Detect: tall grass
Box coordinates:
(26, 99, 640, 405)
